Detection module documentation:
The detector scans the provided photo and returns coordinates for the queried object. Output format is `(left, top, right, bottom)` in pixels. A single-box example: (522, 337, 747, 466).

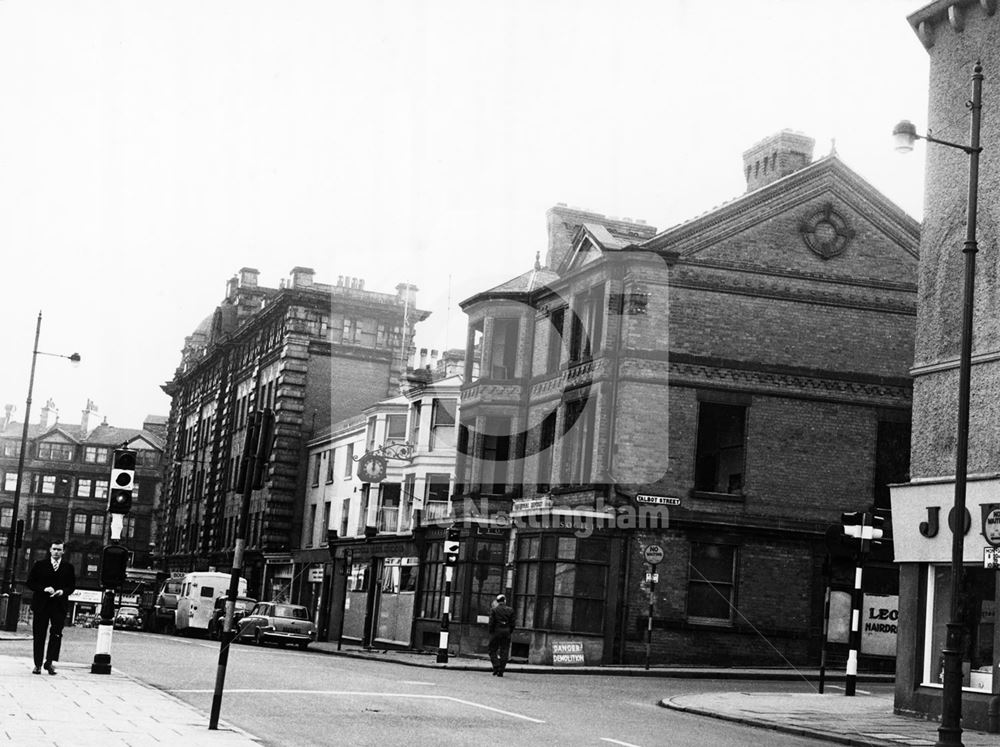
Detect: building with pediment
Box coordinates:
(0, 399, 164, 622)
(449, 131, 919, 666)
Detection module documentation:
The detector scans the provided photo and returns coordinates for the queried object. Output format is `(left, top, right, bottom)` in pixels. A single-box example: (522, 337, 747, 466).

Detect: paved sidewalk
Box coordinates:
(664, 690, 998, 747)
(0, 653, 260, 746)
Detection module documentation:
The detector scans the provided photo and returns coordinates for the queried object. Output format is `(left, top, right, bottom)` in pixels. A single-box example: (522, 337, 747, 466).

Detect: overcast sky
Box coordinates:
(0, 0, 932, 430)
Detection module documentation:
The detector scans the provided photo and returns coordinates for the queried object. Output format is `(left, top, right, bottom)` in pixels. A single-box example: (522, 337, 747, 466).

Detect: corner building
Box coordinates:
(455, 133, 918, 666)
(890, 0, 1000, 729)
(159, 267, 426, 593)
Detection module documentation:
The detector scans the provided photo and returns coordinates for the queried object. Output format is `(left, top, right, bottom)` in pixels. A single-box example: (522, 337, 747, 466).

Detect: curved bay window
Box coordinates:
(515, 534, 608, 634)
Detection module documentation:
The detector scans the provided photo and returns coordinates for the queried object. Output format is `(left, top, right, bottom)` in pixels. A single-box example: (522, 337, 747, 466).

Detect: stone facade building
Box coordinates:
(890, 0, 1000, 730)
(451, 132, 919, 666)
(158, 267, 427, 595)
(0, 399, 164, 621)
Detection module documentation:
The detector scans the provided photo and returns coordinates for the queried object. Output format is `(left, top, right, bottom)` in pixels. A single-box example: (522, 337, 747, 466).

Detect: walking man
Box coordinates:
(26, 540, 76, 675)
(488, 593, 515, 677)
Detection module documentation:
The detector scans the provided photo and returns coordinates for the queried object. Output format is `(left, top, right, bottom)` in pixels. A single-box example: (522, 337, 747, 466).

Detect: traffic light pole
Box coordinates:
(210, 408, 272, 731)
(437, 527, 460, 664)
(92, 447, 136, 675)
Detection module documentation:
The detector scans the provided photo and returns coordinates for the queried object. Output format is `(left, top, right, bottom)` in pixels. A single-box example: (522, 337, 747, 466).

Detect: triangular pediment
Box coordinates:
(35, 427, 80, 444)
(124, 435, 159, 451)
(561, 223, 630, 273)
(644, 157, 920, 285)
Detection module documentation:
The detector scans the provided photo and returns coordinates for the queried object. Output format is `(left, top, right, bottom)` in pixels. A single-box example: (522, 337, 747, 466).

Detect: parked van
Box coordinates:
(153, 577, 183, 634)
(174, 572, 248, 636)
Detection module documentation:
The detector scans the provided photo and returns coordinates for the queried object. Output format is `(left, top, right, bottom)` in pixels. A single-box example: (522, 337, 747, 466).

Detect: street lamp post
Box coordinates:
(1, 311, 81, 631)
(894, 61, 983, 747)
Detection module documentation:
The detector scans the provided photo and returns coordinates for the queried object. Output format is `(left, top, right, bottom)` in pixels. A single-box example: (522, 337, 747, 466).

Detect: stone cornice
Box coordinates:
(671, 262, 916, 315)
(662, 358, 912, 407)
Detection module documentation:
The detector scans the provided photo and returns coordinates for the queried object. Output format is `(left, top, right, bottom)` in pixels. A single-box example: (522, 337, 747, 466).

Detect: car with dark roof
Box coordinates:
(234, 602, 317, 649)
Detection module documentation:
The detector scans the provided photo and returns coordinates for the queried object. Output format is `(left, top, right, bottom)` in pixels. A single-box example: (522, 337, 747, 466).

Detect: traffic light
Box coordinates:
(108, 448, 137, 514)
(443, 527, 460, 567)
(841, 512, 863, 538)
(100, 544, 131, 588)
(869, 514, 885, 544)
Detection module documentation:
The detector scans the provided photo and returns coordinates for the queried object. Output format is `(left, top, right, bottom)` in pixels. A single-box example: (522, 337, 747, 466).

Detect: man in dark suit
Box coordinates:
(488, 593, 515, 677)
(26, 540, 76, 675)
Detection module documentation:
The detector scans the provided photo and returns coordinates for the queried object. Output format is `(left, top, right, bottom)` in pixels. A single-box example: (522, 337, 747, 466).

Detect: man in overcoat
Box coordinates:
(26, 540, 76, 675)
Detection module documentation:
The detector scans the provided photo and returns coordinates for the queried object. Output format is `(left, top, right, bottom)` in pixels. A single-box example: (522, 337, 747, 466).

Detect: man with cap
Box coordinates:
(488, 593, 515, 677)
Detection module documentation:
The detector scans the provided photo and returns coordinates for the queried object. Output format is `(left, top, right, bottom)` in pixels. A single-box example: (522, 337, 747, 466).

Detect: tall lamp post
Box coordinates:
(894, 61, 983, 747)
(1, 311, 81, 631)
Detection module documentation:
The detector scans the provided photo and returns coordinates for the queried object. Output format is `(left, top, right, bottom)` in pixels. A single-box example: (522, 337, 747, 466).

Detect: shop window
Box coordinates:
(418, 543, 445, 620)
(925, 566, 996, 692)
(429, 399, 457, 451)
(694, 401, 747, 495)
(687, 543, 737, 624)
(469, 539, 506, 620)
(515, 535, 608, 634)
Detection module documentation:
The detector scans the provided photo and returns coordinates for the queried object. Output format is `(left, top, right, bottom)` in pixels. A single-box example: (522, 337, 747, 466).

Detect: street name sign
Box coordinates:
(636, 494, 681, 506)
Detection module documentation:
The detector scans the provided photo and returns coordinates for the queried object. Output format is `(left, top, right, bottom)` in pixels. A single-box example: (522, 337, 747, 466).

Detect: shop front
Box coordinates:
(890, 476, 1000, 732)
(330, 537, 418, 649)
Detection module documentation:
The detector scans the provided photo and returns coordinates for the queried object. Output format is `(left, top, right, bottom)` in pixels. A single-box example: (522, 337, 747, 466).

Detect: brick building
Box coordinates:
(889, 0, 1000, 729)
(158, 267, 427, 596)
(450, 131, 919, 666)
(0, 399, 164, 621)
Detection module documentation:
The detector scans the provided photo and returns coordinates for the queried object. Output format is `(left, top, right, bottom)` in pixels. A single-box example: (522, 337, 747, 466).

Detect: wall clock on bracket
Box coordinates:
(356, 453, 387, 483)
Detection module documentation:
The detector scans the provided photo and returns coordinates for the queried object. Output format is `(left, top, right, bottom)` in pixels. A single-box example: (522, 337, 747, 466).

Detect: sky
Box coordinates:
(0, 0, 932, 430)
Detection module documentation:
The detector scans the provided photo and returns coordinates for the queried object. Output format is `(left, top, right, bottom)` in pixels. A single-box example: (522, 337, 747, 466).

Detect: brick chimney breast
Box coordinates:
(742, 130, 815, 192)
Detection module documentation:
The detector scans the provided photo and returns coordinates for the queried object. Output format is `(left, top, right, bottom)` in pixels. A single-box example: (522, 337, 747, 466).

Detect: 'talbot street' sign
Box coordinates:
(635, 494, 681, 506)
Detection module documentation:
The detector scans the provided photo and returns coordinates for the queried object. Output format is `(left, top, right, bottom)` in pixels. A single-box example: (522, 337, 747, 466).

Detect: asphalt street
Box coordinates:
(6, 626, 853, 746)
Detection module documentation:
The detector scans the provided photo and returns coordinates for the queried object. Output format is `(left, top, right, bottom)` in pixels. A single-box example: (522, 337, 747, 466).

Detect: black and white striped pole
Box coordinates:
(841, 511, 884, 696)
(437, 527, 460, 664)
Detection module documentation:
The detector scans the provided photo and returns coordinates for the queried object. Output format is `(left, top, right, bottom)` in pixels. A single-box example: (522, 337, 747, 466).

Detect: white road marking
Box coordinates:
(400, 680, 436, 686)
(170, 689, 544, 723)
(600, 739, 641, 747)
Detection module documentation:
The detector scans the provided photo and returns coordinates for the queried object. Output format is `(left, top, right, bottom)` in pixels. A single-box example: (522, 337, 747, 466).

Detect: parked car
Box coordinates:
(208, 596, 257, 640)
(153, 578, 182, 634)
(235, 602, 317, 649)
(114, 606, 143, 631)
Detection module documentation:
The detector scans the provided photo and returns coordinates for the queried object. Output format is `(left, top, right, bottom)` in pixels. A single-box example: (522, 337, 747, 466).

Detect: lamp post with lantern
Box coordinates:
(0, 311, 81, 631)
(893, 60, 983, 747)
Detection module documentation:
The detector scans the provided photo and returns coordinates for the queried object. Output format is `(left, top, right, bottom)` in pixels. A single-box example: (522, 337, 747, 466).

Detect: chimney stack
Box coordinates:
(742, 130, 815, 192)
(39, 399, 57, 430)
